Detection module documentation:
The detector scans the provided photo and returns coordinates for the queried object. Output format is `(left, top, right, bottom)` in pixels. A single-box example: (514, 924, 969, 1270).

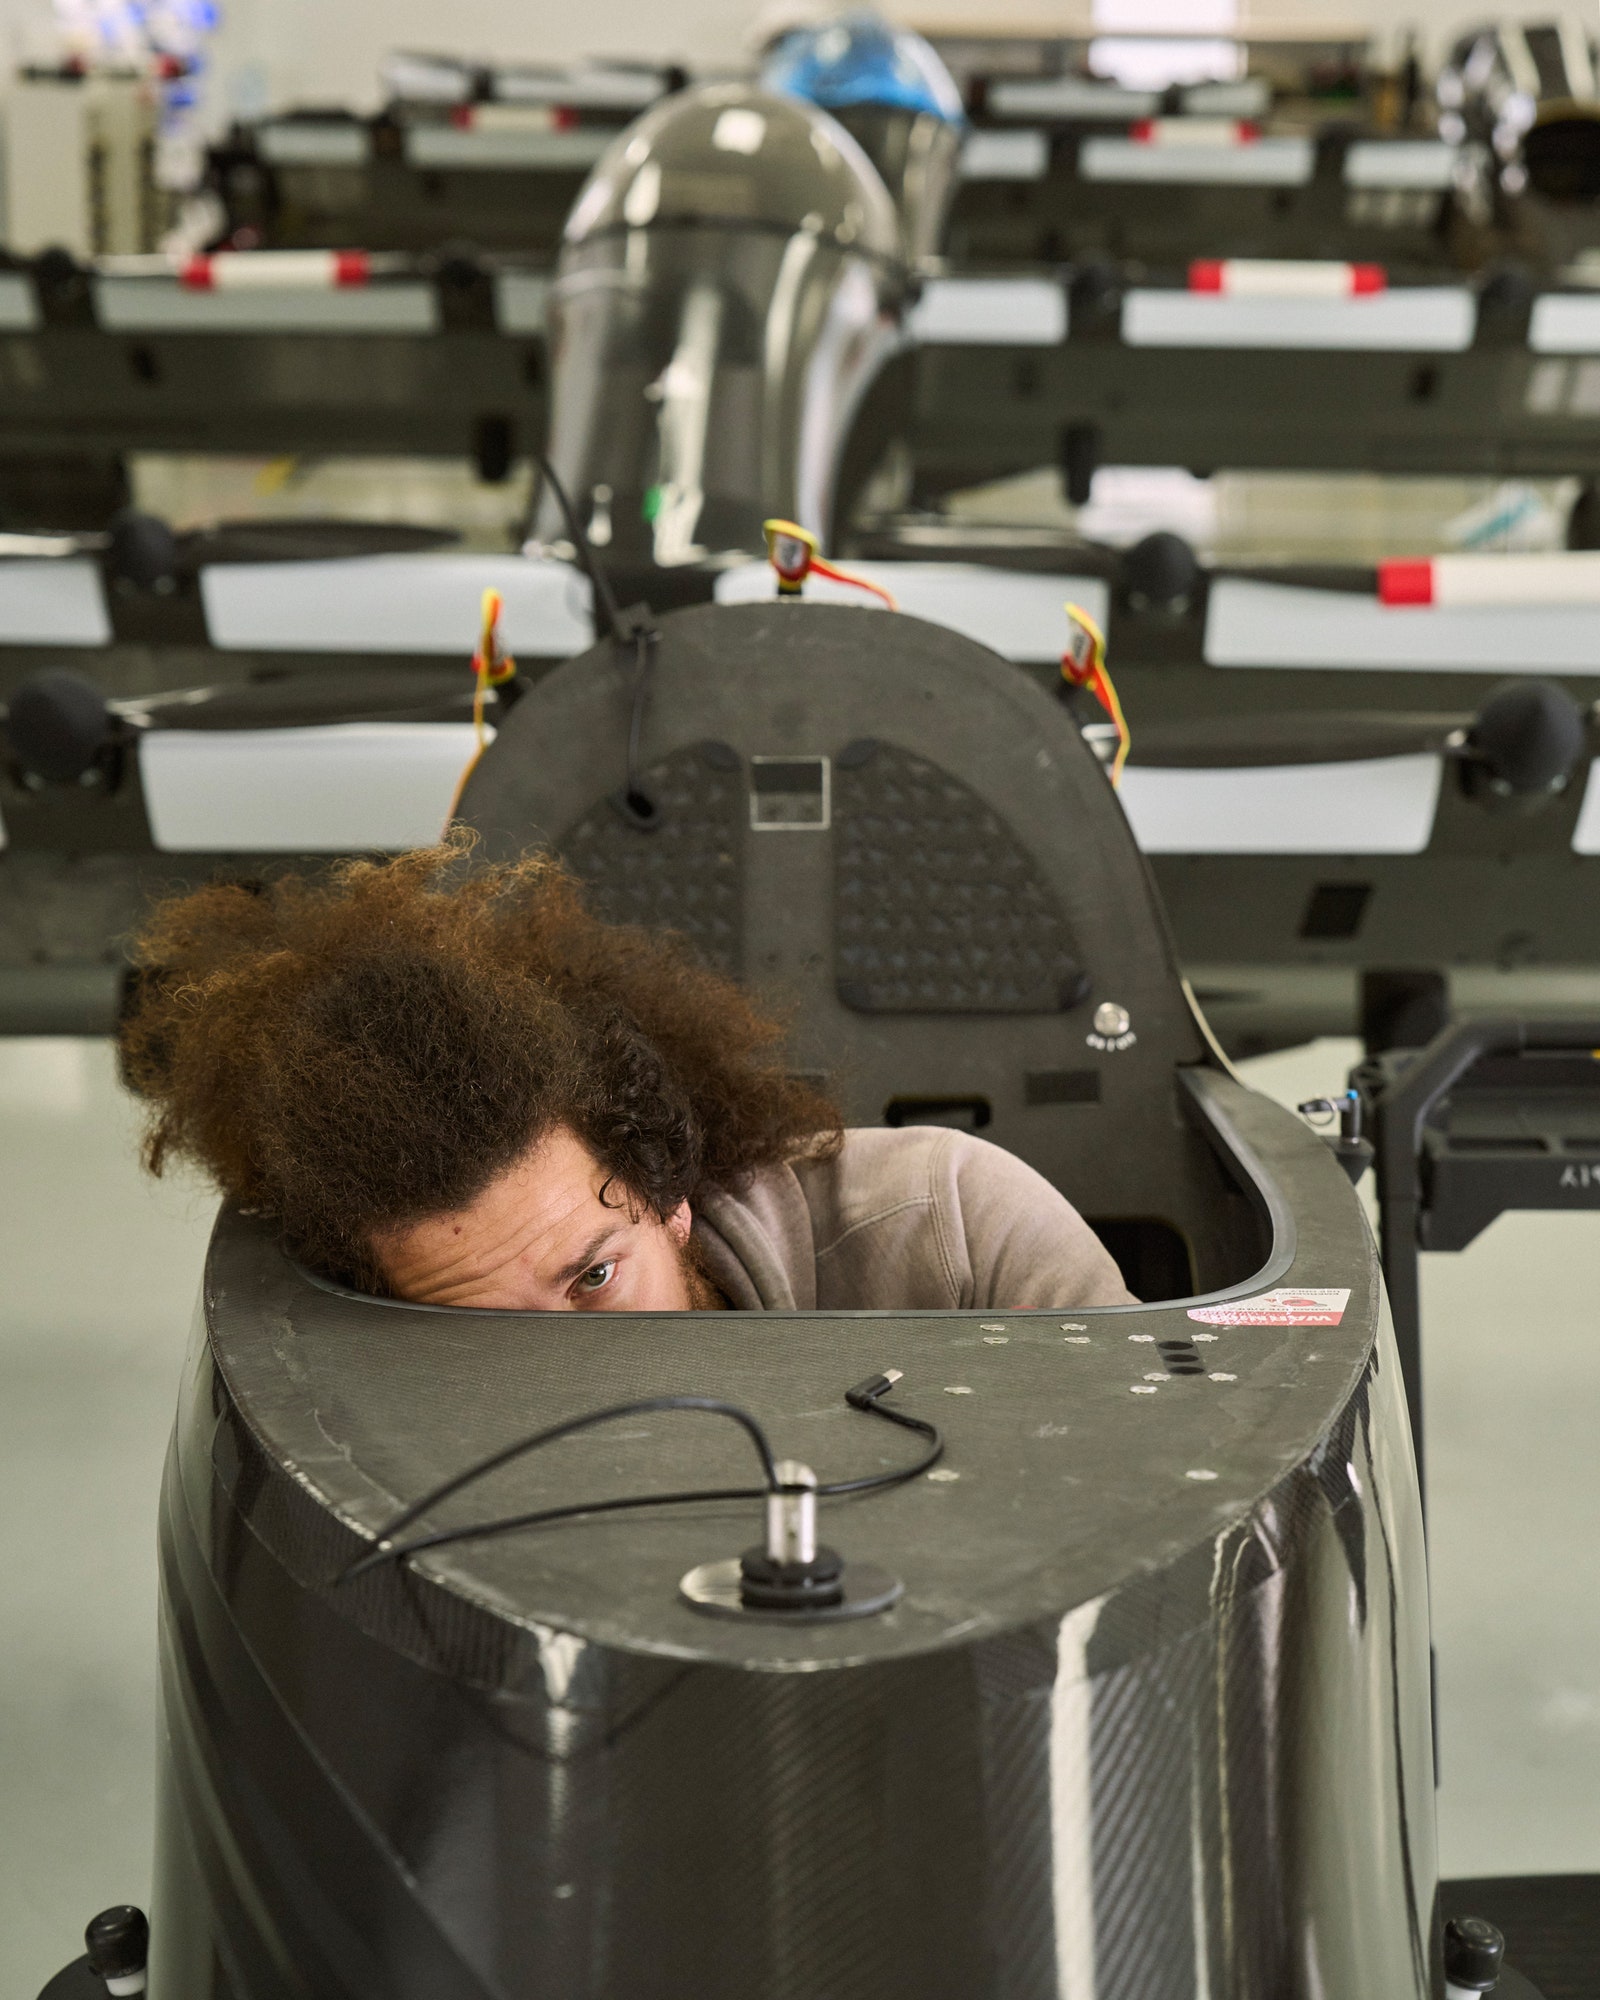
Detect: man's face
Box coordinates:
(372, 1125, 713, 1312)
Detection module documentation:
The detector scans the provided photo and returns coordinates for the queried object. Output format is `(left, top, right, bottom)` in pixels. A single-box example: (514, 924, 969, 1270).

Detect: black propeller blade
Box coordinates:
(1129, 709, 1464, 768)
(119, 665, 475, 731)
(171, 517, 460, 573)
(3, 666, 479, 783)
(1127, 681, 1591, 797)
(0, 512, 465, 592)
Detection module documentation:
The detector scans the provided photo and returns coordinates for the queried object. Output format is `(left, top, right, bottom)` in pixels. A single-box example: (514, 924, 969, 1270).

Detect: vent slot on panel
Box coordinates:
(1299, 881, 1373, 941)
(1026, 1068, 1101, 1105)
(883, 1095, 993, 1132)
(750, 755, 829, 830)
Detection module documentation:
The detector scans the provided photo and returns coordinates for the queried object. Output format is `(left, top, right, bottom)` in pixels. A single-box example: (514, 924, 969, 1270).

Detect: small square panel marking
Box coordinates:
(750, 755, 830, 831)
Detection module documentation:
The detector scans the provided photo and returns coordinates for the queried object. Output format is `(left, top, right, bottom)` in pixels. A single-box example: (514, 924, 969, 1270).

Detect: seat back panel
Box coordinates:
(464, 603, 1257, 1288)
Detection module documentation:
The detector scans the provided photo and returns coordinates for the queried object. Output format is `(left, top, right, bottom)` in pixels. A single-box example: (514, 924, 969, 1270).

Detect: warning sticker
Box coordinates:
(1188, 1288, 1350, 1327)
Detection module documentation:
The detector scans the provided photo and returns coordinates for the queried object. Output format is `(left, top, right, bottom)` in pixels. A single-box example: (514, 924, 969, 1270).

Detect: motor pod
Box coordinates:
(30, 244, 92, 320)
(104, 510, 179, 593)
(1120, 531, 1201, 613)
(1438, 19, 1600, 198)
(1475, 260, 1536, 339)
(1522, 107, 1600, 202)
(6, 668, 115, 784)
(1070, 257, 1123, 329)
(84, 1905, 149, 1995)
(1567, 479, 1600, 550)
(1463, 677, 1587, 798)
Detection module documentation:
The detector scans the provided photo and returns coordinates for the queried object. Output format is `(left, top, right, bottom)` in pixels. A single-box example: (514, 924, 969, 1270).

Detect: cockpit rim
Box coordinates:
(283, 1064, 1300, 1320)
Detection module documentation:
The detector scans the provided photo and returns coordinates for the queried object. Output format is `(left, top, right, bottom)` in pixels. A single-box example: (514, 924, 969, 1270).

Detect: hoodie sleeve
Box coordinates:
(934, 1129, 1138, 1309)
(797, 1127, 1137, 1311)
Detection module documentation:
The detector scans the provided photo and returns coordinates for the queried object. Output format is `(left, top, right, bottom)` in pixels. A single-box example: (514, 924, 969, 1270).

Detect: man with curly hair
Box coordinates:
(123, 840, 1133, 1314)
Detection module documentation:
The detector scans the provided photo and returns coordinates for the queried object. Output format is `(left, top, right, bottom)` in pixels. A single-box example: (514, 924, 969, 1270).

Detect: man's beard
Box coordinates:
(677, 1228, 728, 1310)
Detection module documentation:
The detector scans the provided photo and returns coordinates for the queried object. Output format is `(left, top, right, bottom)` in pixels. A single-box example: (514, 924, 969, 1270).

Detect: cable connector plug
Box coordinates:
(846, 1367, 904, 1412)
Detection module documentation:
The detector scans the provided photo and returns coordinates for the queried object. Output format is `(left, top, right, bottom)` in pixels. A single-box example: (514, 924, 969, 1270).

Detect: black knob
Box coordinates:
(84, 1905, 149, 1985)
(1070, 256, 1121, 322)
(6, 668, 113, 783)
(32, 245, 80, 291)
(104, 509, 178, 592)
(1119, 531, 1201, 613)
(31, 244, 88, 308)
(1444, 1914, 1505, 1991)
(1478, 262, 1535, 317)
(1567, 479, 1600, 550)
(739, 1544, 845, 1611)
(434, 247, 485, 294)
(1467, 678, 1586, 795)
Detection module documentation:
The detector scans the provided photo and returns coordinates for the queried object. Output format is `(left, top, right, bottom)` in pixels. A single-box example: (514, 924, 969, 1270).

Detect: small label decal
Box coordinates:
(1188, 1287, 1350, 1327)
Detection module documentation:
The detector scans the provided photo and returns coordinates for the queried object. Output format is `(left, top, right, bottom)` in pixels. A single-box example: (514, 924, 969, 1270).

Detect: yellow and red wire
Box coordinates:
(446, 586, 517, 824)
(762, 528, 1126, 784)
(763, 518, 899, 610)
(1060, 600, 1129, 787)
(448, 555, 1124, 832)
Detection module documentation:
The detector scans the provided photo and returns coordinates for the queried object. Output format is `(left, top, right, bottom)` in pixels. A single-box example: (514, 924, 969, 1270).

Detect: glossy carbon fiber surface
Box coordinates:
(147, 604, 1438, 1998)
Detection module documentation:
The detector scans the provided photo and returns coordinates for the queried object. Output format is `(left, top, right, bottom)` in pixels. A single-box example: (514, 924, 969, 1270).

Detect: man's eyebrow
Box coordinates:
(553, 1227, 627, 1288)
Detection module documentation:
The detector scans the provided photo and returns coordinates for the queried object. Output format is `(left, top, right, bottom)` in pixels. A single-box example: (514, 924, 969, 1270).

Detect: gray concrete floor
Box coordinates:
(0, 1041, 216, 1998)
(1, 1036, 1597, 1993)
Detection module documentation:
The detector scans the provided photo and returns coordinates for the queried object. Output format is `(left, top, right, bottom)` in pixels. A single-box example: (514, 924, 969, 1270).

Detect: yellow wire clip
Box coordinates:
(1060, 600, 1130, 787)
(446, 586, 518, 828)
(474, 587, 516, 688)
(764, 518, 818, 595)
(762, 517, 899, 611)
(471, 586, 517, 745)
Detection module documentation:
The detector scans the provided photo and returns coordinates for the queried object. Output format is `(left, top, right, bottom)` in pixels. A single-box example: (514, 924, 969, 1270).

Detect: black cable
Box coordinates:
(338, 1374, 941, 1583)
(533, 451, 625, 642)
(344, 1484, 767, 1582)
(616, 621, 661, 826)
(526, 451, 660, 824)
(827, 1369, 943, 1494)
(339, 1396, 779, 1585)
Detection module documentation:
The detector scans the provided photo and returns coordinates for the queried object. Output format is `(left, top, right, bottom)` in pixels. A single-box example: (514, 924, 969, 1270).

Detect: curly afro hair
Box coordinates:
(123, 835, 840, 1290)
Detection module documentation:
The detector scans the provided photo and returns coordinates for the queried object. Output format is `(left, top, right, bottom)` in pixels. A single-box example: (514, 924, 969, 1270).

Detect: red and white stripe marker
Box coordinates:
(179, 249, 372, 291)
(1130, 117, 1261, 146)
(447, 102, 577, 131)
(1378, 551, 1600, 606)
(1188, 258, 1386, 298)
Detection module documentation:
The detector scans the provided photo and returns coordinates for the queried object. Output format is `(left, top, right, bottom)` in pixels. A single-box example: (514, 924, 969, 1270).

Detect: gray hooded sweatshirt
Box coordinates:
(691, 1126, 1135, 1312)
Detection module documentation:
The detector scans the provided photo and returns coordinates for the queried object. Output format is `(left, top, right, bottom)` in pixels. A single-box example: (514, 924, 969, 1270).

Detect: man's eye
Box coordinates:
(575, 1261, 616, 1294)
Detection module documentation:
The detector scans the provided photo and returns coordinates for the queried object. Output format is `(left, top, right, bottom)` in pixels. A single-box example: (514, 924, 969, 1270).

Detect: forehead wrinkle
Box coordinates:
(389, 1191, 575, 1295)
